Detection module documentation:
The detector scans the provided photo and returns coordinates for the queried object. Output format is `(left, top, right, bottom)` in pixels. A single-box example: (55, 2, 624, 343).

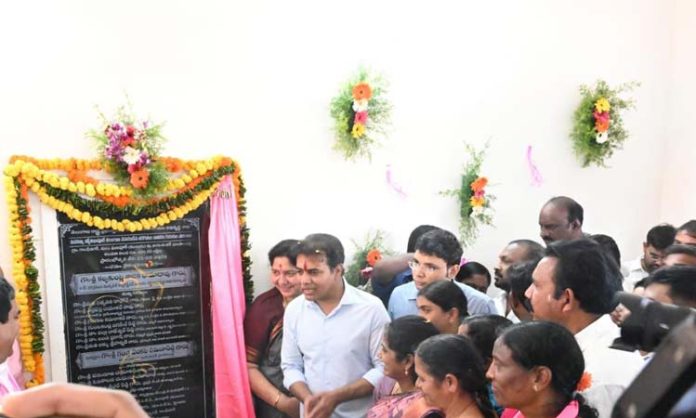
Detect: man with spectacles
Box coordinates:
(387, 229, 496, 319)
(538, 196, 585, 245)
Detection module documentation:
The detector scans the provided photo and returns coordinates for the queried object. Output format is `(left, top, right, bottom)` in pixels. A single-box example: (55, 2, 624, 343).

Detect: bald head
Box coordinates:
(539, 196, 584, 245)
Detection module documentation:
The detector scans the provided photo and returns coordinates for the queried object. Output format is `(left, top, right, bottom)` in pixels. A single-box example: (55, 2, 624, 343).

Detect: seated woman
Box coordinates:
(243, 240, 302, 418)
(416, 280, 468, 334)
(487, 321, 598, 418)
(415, 334, 497, 418)
(0, 274, 21, 397)
(368, 315, 441, 418)
(455, 261, 492, 294)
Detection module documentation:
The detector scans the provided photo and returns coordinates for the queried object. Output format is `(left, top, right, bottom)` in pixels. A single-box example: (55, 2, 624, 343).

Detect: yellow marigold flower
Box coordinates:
(196, 163, 207, 175)
(351, 122, 366, 138)
(85, 184, 96, 197)
(470, 196, 486, 207)
(595, 97, 610, 113)
(190, 169, 199, 179)
(182, 174, 192, 183)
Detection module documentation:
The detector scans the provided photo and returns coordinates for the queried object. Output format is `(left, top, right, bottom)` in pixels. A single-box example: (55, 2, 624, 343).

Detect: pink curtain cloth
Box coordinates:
(209, 175, 255, 418)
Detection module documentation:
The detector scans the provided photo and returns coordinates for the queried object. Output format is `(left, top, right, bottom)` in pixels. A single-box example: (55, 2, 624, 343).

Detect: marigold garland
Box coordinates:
(570, 80, 639, 167)
(4, 155, 253, 386)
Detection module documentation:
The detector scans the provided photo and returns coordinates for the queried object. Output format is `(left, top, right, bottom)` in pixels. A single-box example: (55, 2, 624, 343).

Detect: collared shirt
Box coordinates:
(281, 281, 390, 418)
(494, 293, 520, 323)
(575, 315, 644, 418)
(622, 257, 649, 291)
(387, 280, 497, 319)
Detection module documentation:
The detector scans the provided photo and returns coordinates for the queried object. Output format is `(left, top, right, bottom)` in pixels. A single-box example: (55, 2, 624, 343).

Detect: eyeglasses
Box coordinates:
(407, 260, 441, 274)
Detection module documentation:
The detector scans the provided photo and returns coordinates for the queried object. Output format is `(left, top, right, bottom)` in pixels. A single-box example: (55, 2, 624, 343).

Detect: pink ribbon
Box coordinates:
(385, 164, 407, 198)
(526, 145, 543, 187)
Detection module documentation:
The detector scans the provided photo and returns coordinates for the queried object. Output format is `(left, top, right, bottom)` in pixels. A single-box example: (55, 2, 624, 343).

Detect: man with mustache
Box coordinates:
(538, 196, 585, 245)
(492, 239, 544, 321)
(623, 224, 676, 291)
(281, 234, 390, 418)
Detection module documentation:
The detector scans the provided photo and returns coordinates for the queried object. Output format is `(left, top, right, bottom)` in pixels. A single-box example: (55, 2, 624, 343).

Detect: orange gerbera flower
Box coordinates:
(595, 119, 610, 133)
(470, 177, 488, 193)
(576, 372, 592, 392)
(366, 249, 383, 267)
(130, 168, 150, 189)
(352, 82, 373, 101)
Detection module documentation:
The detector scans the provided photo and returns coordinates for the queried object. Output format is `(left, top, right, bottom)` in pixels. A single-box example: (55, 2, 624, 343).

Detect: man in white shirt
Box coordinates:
(492, 239, 544, 321)
(281, 234, 390, 418)
(622, 224, 676, 291)
(526, 239, 644, 418)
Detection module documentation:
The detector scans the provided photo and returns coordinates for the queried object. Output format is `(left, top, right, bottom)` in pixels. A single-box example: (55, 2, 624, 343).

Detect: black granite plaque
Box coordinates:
(58, 205, 213, 418)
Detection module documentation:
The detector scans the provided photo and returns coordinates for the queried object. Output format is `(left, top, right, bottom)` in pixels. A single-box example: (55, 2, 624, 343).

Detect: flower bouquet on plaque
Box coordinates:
(570, 80, 639, 167)
(89, 104, 168, 197)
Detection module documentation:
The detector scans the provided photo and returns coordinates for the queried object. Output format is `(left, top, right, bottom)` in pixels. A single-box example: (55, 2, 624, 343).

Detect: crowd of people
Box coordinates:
(243, 196, 696, 418)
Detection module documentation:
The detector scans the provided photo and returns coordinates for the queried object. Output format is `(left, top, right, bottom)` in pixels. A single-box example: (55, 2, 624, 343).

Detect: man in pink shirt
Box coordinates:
(0, 274, 21, 397)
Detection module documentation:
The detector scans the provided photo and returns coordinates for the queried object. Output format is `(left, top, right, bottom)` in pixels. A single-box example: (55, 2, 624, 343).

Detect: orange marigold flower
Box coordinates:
(129, 168, 150, 189)
(366, 249, 383, 267)
(352, 82, 373, 101)
(470, 177, 488, 193)
(576, 372, 592, 392)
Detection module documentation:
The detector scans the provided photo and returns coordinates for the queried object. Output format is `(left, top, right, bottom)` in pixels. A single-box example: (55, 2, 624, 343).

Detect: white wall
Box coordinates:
(0, 0, 692, 319)
(659, 0, 696, 223)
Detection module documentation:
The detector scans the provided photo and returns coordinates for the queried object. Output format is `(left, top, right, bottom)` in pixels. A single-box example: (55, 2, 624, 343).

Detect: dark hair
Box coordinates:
(417, 281, 469, 319)
(677, 220, 696, 237)
(416, 334, 496, 418)
(407, 225, 440, 253)
(292, 233, 345, 269)
(508, 239, 545, 262)
(646, 266, 696, 307)
(646, 224, 677, 250)
(545, 239, 619, 314)
(267, 239, 300, 264)
(547, 196, 584, 225)
(414, 229, 463, 267)
(589, 234, 621, 268)
(0, 277, 15, 324)
(459, 315, 513, 364)
(664, 244, 696, 259)
(456, 261, 491, 286)
(500, 322, 598, 418)
(508, 260, 538, 308)
(384, 316, 439, 383)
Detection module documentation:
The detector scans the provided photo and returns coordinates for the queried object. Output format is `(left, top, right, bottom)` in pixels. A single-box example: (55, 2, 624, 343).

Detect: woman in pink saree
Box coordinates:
(367, 315, 442, 418)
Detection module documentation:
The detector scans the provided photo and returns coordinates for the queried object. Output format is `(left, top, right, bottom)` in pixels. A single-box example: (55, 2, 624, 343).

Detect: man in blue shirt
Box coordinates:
(388, 228, 497, 319)
(281, 234, 390, 418)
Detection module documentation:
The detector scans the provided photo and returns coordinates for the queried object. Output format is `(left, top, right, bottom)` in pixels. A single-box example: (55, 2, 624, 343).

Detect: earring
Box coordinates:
(404, 369, 409, 376)
(533, 384, 539, 392)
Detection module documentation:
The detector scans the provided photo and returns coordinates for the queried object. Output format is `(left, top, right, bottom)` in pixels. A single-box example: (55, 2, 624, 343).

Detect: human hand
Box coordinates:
(611, 303, 632, 326)
(304, 391, 338, 418)
(276, 394, 300, 418)
(0, 383, 149, 418)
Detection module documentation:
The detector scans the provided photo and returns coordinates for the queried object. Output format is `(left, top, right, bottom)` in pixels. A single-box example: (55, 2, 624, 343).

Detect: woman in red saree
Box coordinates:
(244, 240, 302, 418)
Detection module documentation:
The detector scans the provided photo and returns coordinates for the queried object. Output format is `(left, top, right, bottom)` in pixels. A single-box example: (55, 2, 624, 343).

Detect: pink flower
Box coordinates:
(127, 163, 140, 174)
(474, 189, 485, 198)
(354, 111, 368, 125)
(593, 111, 610, 124)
